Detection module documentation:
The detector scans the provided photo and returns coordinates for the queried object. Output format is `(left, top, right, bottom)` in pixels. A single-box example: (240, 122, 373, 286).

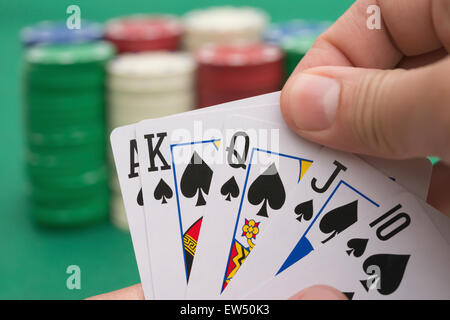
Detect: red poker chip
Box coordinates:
(197, 83, 282, 97)
(195, 43, 283, 67)
(105, 15, 182, 53)
(197, 87, 280, 108)
(197, 62, 284, 91)
(107, 36, 180, 53)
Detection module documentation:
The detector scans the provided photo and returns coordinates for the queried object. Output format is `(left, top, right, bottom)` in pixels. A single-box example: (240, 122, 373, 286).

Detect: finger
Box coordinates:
(280, 56, 450, 160)
(427, 162, 450, 217)
(294, 0, 449, 73)
(289, 285, 348, 300)
(398, 48, 448, 69)
(85, 283, 145, 300)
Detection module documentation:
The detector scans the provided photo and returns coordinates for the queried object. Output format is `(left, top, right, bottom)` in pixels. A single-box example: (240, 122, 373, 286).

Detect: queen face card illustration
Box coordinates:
(186, 115, 321, 299)
(242, 151, 450, 300)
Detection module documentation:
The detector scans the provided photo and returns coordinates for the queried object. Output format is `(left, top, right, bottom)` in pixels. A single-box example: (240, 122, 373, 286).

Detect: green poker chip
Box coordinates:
(29, 183, 109, 206)
(25, 41, 115, 65)
(26, 88, 105, 109)
(26, 123, 105, 147)
(25, 66, 107, 89)
(25, 147, 106, 173)
(23, 41, 112, 227)
(31, 193, 109, 227)
(281, 36, 316, 78)
(27, 108, 105, 130)
(28, 165, 108, 190)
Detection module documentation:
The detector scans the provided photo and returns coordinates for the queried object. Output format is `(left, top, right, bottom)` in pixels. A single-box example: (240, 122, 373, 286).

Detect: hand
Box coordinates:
(86, 283, 347, 300)
(281, 0, 450, 216)
(86, 284, 144, 300)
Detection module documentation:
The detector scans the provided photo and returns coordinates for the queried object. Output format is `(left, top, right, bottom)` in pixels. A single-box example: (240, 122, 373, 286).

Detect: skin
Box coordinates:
(89, 0, 449, 300)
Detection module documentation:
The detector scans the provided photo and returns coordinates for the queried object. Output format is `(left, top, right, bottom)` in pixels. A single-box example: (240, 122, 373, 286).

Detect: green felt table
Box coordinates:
(0, 0, 353, 299)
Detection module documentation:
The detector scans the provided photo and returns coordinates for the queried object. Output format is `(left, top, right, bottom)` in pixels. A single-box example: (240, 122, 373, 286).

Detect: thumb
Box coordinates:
(289, 285, 348, 300)
(280, 57, 450, 161)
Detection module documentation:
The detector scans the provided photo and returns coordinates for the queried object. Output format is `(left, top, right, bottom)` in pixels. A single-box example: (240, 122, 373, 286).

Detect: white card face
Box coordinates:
(222, 147, 434, 299)
(361, 155, 432, 201)
(110, 125, 154, 300)
(241, 149, 450, 300)
(186, 115, 321, 299)
(134, 100, 289, 299)
(419, 201, 450, 245)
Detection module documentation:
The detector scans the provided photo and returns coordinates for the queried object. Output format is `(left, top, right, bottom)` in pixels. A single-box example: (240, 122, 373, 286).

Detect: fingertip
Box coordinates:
(289, 285, 348, 300)
(281, 72, 340, 132)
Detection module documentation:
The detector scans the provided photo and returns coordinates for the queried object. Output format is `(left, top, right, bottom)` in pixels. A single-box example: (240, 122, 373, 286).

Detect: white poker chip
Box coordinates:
(107, 74, 194, 92)
(108, 90, 194, 108)
(107, 52, 195, 92)
(106, 51, 196, 198)
(184, 6, 268, 33)
(109, 103, 194, 128)
(183, 6, 268, 51)
(107, 52, 195, 78)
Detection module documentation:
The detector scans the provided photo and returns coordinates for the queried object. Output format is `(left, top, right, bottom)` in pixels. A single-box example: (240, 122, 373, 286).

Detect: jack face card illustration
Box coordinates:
(186, 115, 321, 299)
(223, 147, 433, 299)
(110, 124, 154, 300)
(243, 151, 450, 299)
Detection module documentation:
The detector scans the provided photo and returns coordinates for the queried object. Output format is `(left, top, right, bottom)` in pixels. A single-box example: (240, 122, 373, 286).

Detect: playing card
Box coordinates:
(109, 92, 281, 299)
(110, 125, 154, 300)
(186, 114, 322, 299)
(239, 149, 450, 299)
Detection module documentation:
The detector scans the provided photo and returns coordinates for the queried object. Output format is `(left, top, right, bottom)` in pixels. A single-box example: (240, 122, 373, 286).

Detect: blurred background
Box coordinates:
(0, 0, 354, 299)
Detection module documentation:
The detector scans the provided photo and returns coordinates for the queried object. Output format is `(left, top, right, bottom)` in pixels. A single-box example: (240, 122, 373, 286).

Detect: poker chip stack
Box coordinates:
(183, 6, 268, 52)
(107, 52, 196, 229)
(21, 20, 104, 47)
(104, 15, 183, 53)
(195, 43, 284, 108)
(23, 41, 115, 227)
(264, 20, 331, 78)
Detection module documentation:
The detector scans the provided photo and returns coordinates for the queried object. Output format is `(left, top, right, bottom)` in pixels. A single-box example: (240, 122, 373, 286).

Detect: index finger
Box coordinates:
(294, 0, 445, 73)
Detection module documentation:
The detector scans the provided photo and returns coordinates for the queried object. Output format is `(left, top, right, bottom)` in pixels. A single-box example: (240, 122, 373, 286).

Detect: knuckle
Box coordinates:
(349, 70, 402, 156)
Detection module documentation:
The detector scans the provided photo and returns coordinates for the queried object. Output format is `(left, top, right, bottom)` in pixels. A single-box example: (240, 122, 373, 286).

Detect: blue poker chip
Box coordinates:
(263, 20, 331, 45)
(21, 20, 103, 46)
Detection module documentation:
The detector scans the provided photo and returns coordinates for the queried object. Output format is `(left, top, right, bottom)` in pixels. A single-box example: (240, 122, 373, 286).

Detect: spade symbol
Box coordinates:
(154, 178, 173, 204)
(248, 163, 286, 218)
(342, 292, 355, 300)
(319, 200, 358, 244)
(220, 176, 240, 201)
(346, 238, 368, 257)
(294, 199, 313, 222)
(360, 253, 410, 295)
(137, 188, 143, 206)
(180, 152, 213, 207)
